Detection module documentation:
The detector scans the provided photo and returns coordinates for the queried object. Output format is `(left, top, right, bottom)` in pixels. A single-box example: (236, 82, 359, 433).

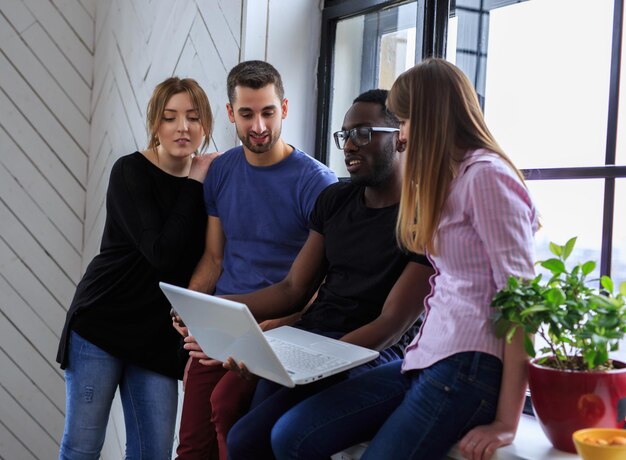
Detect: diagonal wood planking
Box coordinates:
(0, 0, 93, 457)
(0, 0, 243, 456)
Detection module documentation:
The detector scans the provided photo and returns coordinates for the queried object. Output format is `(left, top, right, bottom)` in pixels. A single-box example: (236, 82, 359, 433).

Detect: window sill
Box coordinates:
(331, 415, 580, 459)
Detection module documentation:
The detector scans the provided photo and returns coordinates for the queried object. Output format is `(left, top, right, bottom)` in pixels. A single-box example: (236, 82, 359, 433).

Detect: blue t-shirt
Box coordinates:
(204, 145, 337, 295)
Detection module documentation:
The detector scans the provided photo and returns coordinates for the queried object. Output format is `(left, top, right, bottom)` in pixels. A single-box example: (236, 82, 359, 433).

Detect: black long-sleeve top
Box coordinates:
(56, 152, 207, 379)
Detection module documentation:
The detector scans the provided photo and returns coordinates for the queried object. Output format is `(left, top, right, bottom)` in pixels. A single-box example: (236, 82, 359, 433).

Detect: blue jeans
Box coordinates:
(59, 331, 178, 460)
(271, 352, 503, 460)
(227, 346, 402, 460)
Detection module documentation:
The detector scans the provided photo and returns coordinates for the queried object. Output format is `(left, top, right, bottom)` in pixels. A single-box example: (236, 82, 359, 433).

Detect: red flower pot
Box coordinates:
(528, 358, 626, 453)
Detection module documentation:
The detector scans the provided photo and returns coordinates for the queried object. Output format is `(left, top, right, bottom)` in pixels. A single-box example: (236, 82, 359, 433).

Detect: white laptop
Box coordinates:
(160, 282, 379, 388)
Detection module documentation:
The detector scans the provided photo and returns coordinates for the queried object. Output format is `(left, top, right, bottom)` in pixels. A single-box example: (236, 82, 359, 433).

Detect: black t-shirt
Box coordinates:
(56, 152, 207, 379)
(296, 182, 429, 346)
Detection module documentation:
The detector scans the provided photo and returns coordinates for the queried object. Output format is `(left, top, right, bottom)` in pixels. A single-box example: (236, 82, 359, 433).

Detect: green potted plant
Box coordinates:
(491, 237, 626, 453)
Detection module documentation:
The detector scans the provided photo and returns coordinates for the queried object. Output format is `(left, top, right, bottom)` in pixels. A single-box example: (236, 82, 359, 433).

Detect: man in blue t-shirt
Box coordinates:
(175, 61, 336, 459)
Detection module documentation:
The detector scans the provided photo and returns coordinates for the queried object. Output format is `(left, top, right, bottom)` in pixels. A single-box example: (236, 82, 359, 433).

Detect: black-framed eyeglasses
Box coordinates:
(333, 127, 400, 150)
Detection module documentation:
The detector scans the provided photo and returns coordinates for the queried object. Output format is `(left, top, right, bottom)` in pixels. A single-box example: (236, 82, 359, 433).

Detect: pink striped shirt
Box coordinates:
(402, 150, 539, 372)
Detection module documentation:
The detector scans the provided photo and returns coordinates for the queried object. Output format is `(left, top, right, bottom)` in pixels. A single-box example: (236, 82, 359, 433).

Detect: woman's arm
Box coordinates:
(458, 330, 529, 460)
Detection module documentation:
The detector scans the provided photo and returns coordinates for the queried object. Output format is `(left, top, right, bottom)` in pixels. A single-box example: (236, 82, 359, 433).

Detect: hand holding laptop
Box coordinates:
(184, 333, 255, 378)
(223, 357, 255, 380)
(184, 335, 224, 367)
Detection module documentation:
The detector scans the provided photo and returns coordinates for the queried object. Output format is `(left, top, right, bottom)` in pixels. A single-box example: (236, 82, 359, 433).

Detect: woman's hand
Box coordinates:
(182, 335, 224, 367)
(188, 151, 220, 183)
(459, 420, 515, 460)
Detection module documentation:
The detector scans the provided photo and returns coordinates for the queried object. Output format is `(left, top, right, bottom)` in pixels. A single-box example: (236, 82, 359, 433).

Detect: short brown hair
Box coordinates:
(226, 60, 284, 104)
(146, 77, 213, 152)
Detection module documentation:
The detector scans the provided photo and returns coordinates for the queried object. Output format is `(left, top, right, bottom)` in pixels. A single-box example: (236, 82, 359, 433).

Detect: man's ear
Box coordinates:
(226, 103, 235, 123)
(281, 98, 289, 119)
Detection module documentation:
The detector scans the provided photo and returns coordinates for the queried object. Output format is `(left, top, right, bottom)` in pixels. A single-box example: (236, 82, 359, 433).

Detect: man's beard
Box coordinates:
(239, 128, 281, 154)
(351, 143, 396, 187)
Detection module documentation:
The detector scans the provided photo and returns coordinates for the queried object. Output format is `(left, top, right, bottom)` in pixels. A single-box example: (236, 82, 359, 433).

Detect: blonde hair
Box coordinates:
(146, 77, 213, 153)
(387, 58, 526, 255)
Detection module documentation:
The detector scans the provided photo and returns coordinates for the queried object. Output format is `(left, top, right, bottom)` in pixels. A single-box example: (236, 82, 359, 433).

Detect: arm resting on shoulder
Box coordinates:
(340, 260, 434, 351)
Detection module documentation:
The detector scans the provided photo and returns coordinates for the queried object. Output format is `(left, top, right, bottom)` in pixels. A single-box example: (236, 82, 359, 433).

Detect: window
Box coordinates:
(320, 1, 419, 175)
(318, 0, 626, 287)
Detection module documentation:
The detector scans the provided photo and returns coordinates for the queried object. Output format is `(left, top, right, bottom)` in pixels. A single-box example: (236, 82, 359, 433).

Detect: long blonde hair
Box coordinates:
(387, 58, 526, 255)
(146, 77, 213, 154)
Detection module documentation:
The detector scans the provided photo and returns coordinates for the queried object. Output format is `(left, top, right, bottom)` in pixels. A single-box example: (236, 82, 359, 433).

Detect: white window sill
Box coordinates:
(331, 415, 580, 459)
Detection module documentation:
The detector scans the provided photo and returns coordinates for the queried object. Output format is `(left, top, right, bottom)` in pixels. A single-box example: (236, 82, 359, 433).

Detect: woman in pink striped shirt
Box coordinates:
(269, 58, 539, 460)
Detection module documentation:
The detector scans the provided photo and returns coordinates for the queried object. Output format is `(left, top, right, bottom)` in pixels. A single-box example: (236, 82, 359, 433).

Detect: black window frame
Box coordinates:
(317, 0, 626, 281)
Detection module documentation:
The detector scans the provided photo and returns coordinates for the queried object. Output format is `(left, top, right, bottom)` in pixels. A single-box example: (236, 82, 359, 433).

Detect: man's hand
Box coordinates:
(171, 308, 188, 337)
(223, 357, 254, 380)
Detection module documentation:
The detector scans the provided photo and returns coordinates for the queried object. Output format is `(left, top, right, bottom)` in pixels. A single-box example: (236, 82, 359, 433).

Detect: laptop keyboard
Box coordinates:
(266, 337, 349, 372)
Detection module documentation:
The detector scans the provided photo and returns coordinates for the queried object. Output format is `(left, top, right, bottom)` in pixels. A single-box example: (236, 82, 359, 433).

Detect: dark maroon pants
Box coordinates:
(176, 357, 257, 460)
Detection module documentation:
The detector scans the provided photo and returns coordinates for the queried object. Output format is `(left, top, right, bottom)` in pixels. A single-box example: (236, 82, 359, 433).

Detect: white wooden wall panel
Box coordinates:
(0, 200, 76, 306)
(0, 164, 81, 281)
(0, 0, 91, 456)
(22, 23, 91, 119)
(2, 0, 35, 33)
(51, 0, 94, 51)
(0, 349, 64, 439)
(0, 123, 82, 251)
(79, 0, 94, 19)
(21, 0, 92, 81)
(0, 237, 66, 336)
(0, 383, 59, 459)
(0, 421, 37, 460)
(0, 276, 66, 394)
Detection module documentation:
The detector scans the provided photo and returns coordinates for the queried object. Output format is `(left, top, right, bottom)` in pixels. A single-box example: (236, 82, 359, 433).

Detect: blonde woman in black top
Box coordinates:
(57, 77, 216, 460)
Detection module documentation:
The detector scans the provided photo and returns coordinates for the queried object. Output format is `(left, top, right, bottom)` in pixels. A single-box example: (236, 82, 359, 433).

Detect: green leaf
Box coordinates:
(549, 242, 562, 257)
(493, 318, 511, 338)
(521, 304, 551, 314)
(563, 237, 577, 260)
(583, 349, 597, 369)
(545, 287, 566, 305)
(590, 294, 617, 309)
(601, 276, 614, 293)
(505, 325, 519, 344)
(620, 281, 626, 297)
(523, 334, 536, 357)
(581, 261, 596, 276)
(541, 258, 566, 275)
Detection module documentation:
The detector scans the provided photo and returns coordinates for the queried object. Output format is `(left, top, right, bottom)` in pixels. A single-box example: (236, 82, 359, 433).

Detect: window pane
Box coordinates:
(379, 27, 416, 89)
(328, 2, 417, 177)
(527, 179, 604, 283)
(449, 0, 614, 169)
